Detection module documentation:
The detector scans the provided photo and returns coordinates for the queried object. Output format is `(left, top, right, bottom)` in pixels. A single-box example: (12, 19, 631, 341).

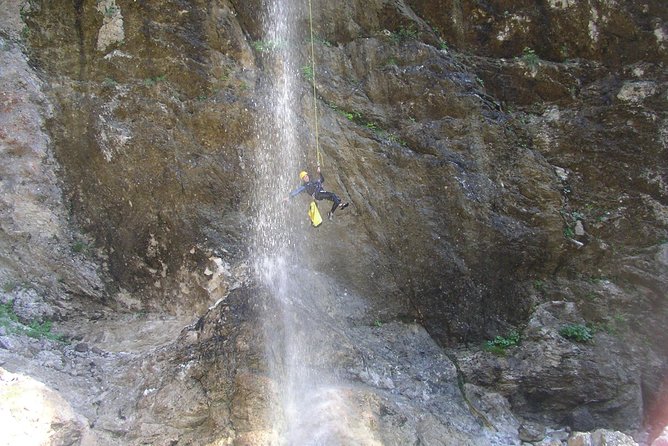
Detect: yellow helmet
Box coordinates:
(299, 171, 308, 180)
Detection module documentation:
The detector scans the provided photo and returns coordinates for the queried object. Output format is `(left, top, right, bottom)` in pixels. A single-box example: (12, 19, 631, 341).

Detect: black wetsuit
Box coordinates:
(289, 172, 341, 214)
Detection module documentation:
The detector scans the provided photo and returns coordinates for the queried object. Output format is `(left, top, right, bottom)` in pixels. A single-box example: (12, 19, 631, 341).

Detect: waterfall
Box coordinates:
(250, 0, 373, 444)
(252, 0, 325, 442)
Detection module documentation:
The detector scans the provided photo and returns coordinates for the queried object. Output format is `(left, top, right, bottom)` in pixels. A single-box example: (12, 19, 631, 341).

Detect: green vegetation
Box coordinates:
(587, 275, 609, 284)
(559, 324, 593, 343)
(0, 300, 65, 342)
(484, 330, 520, 355)
(104, 5, 119, 17)
(315, 36, 333, 47)
(386, 133, 405, 145)
(374, 320, 383, 327)
(559, 208, 586, 239)
(426, 22, 449, 51)
(533, 279, 545, 291)
(326, 103, 407, 146)
(251, 39, 284, 53)
(301, 65, 314, 82)
(563, 226, 575, 238)
(583, 292, 598, 301)
(385, 57, 398, 67)
(144, 74, 166, 86)
(570, 210, 584, 221)
(520, 47, 539, 68)
(389, 25, 418, 44)
(71, 241, 87, 253)
(102, 77, 117, 87)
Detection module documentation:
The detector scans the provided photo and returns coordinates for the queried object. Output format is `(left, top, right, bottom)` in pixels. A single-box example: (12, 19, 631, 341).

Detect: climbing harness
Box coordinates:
(307, 0, 323, 168)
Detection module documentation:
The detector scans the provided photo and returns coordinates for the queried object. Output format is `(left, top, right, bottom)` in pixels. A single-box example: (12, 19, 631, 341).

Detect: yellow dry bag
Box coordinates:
(308, 201, 323, 227)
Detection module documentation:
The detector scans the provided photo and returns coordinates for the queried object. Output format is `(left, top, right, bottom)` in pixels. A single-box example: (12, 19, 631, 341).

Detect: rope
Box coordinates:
(307, 0, 322, 167)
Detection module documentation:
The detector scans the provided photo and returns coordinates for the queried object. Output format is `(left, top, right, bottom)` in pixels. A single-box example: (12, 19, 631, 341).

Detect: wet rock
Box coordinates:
(567, 429, 638, 446)
(74, 342, 89, 352)
(617, 81, 658, 103)
(519, 421, 547, 443)
(10, 288, 55, 323)
(0, 337, 13, 350)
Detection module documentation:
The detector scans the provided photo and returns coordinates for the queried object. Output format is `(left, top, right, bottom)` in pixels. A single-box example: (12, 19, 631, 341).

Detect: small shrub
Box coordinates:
(104, 5, 119, 17)
(385, 57, 398, 67)
(144, 74, 166, 86)
(520, 47, 539, 68)
(559, 324, 593, 343)
(563, 226, 575, 238)
(386, 133, 405, 146)
(0, 300, 18, 323)
(390, 25, 418, 44)
(570, 211, 584, 221)
(71, 241, 87, 253)
(484, 330, 520, 354)
(301, 65, 314, 82)
(583, 292, 597, 301)
(342, 110, 362, 123)
(102, 77, 117, 87)
(19, 5, 29, 22)
(0, 300, 65, 342)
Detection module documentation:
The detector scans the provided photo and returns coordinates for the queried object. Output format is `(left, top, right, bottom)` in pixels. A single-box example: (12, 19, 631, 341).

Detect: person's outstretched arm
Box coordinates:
(284, 185, 306, 201)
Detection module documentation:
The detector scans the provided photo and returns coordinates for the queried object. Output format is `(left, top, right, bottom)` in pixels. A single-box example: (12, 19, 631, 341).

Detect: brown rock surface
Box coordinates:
(0, 0, 665, 444)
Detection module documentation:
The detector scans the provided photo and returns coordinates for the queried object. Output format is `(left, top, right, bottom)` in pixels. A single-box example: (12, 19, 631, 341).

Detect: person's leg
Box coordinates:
(315, 191, 340, 214)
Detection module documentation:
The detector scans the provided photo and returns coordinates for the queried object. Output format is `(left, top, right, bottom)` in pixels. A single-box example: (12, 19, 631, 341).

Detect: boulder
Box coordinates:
(0, 368, 96, 445)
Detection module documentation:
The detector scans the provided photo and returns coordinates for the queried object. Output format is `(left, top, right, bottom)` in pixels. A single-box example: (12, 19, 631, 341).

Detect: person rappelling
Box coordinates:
(284, 166, 349, 224)
(283, 0, 350, 226)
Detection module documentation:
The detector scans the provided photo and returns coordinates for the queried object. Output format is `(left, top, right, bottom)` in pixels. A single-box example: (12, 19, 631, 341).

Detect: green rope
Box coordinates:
(307, 0, 322, 167)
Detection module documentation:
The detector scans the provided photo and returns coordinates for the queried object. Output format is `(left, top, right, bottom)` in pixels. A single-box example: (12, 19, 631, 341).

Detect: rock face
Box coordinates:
(458, 302, 643, 432)
(0, 0, 666, 445)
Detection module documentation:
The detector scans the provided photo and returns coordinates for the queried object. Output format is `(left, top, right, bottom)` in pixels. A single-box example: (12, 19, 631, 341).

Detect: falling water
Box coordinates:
(250, 0, 380, 444)
(252, 0, 332, 441)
